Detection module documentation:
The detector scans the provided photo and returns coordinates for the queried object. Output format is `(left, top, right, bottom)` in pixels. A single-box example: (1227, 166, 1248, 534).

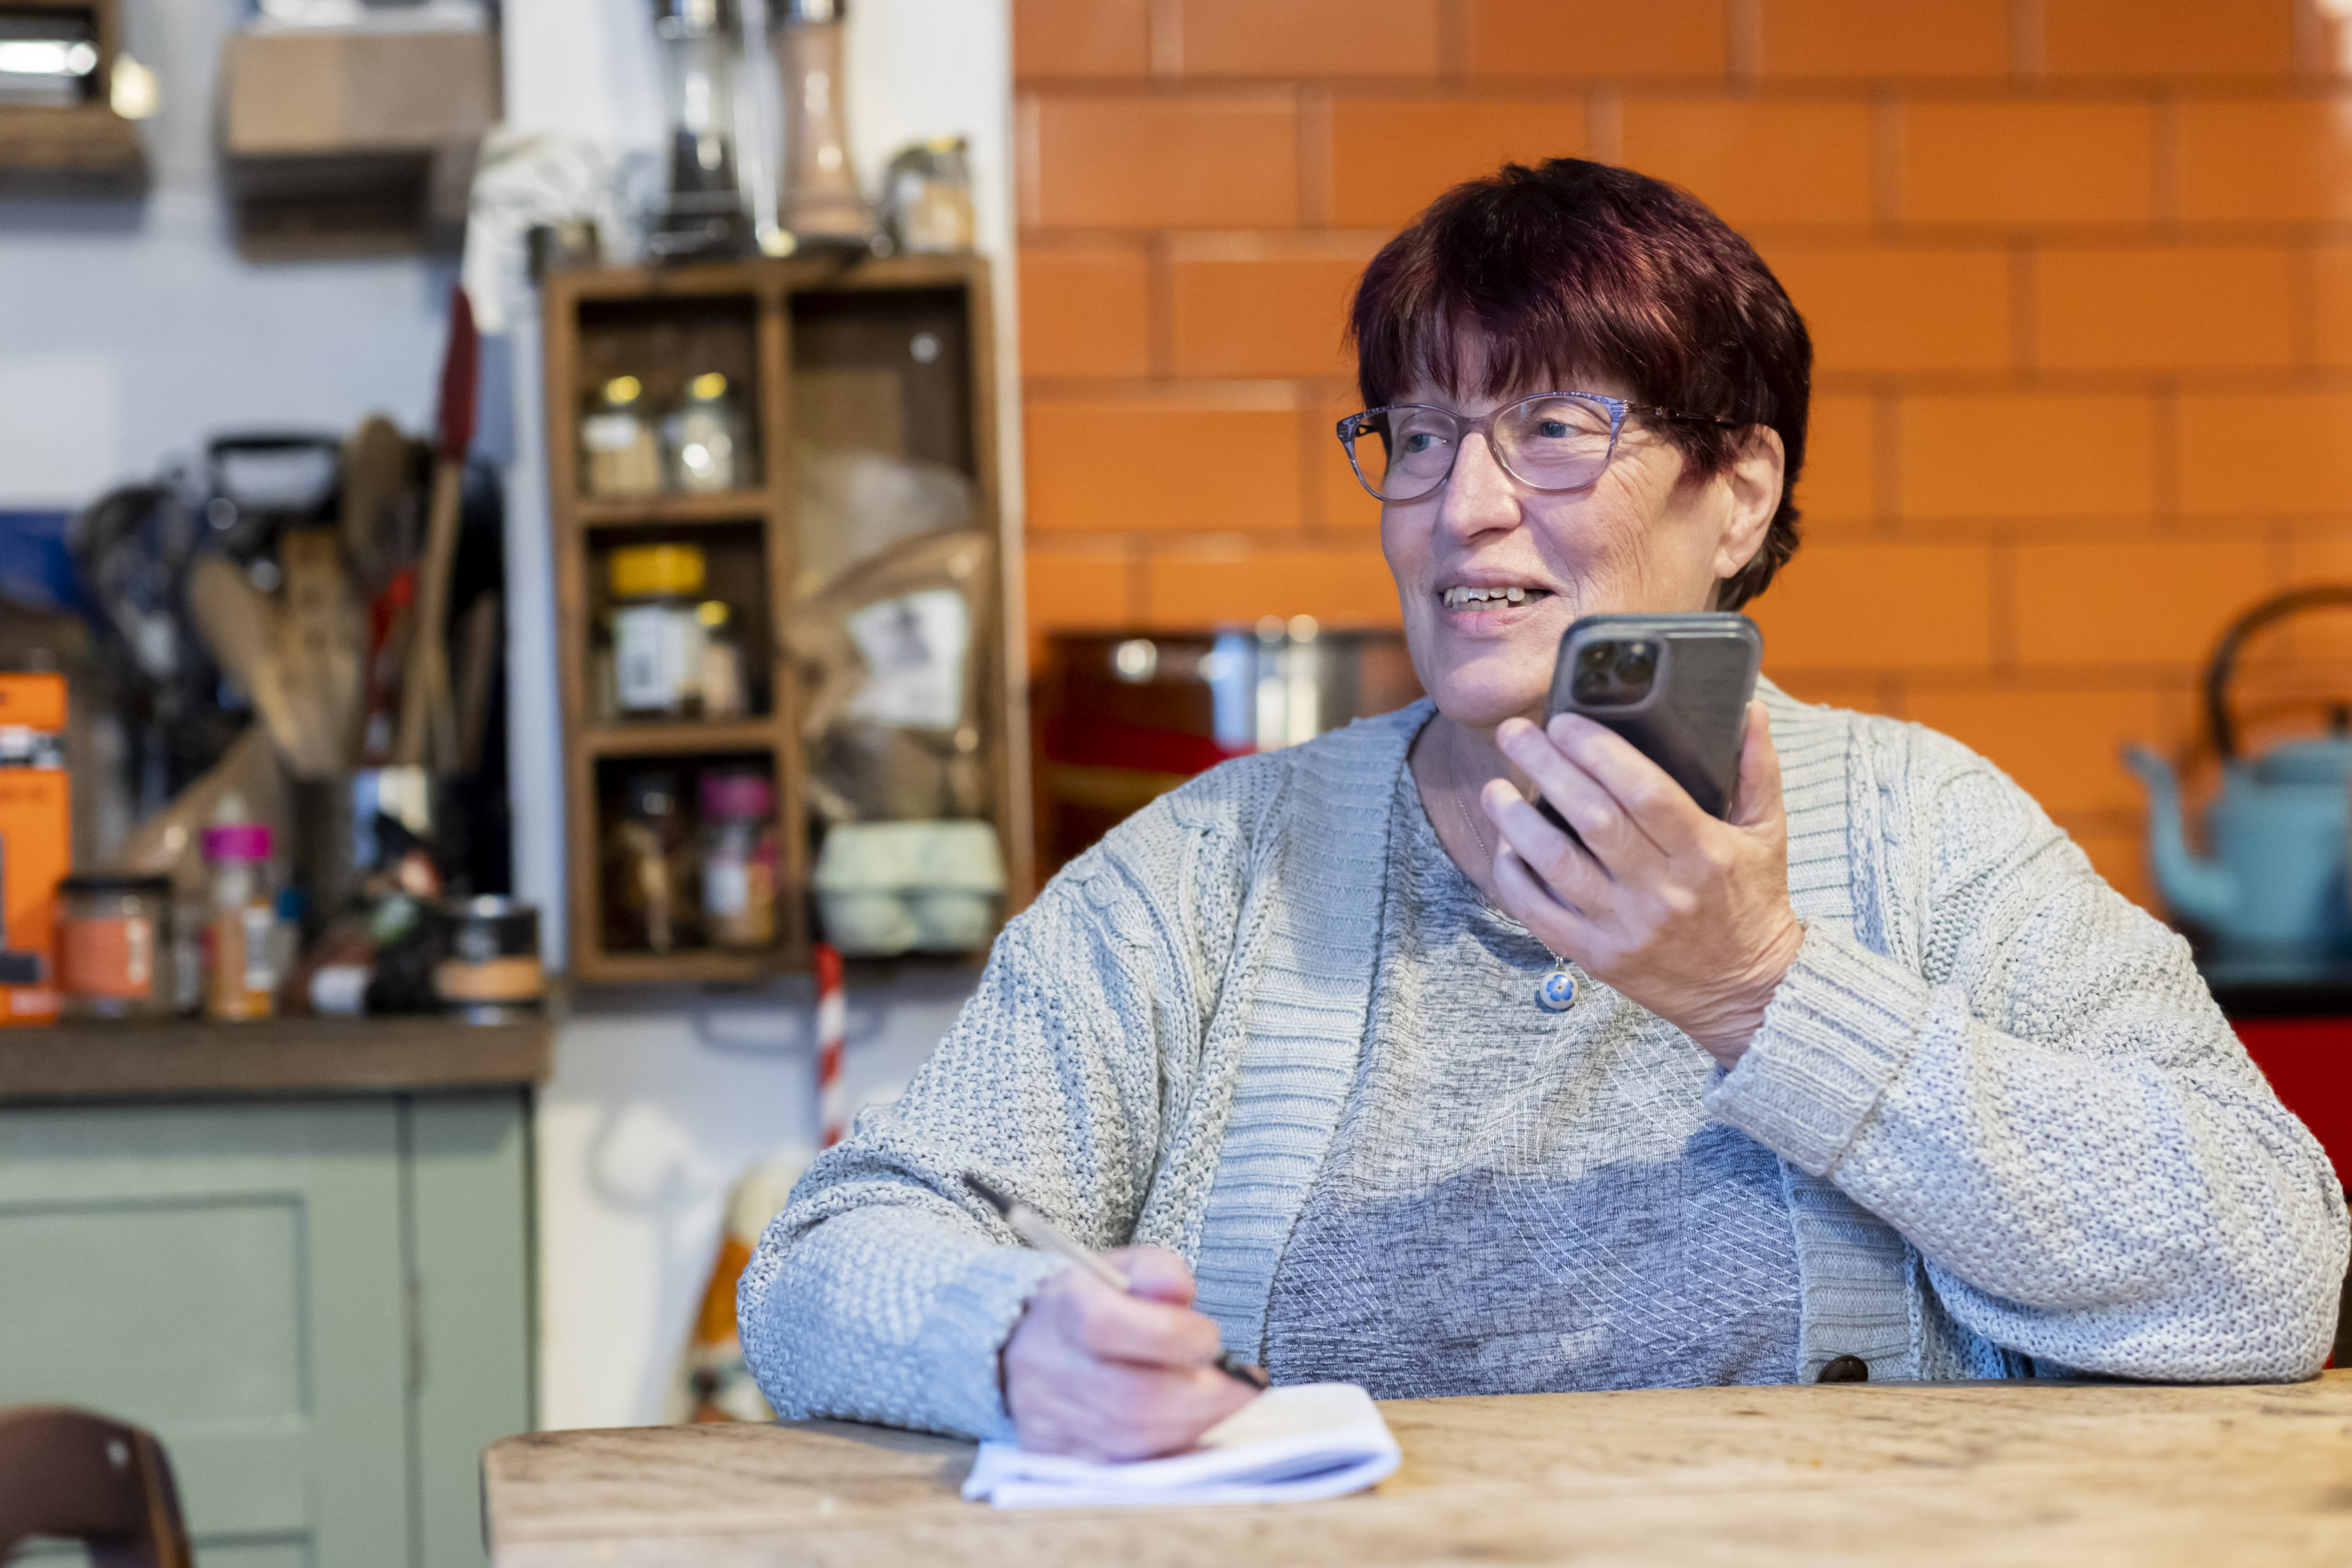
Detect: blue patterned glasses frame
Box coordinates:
(1336, 391, 1740, 503)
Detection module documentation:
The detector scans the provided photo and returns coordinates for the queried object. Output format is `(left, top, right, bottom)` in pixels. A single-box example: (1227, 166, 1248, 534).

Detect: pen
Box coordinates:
(963, 1172, 1271, 1391)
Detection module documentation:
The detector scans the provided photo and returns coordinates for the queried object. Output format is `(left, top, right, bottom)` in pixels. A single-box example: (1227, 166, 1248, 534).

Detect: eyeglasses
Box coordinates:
(1336, 391, 1741, 503)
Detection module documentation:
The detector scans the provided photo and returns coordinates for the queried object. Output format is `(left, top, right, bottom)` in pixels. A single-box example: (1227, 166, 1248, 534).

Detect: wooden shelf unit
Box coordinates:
(541, 253, 1022, 985)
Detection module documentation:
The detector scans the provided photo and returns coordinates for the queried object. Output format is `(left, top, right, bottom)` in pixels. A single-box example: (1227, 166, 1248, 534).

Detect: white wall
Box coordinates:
(497, 0, 1019, 1430)
(0, 0, 450, 509)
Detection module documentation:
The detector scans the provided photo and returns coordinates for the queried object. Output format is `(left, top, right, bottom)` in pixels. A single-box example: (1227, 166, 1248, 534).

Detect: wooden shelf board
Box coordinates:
(571, 948, 786, 985)
(582, 720, 781, 758)
(574, 492, 775, 527)
(0, 1012, 553, 1104)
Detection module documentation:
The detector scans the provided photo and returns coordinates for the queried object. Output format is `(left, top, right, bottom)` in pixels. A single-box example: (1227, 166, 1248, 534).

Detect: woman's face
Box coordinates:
(1379, 366, 1784, 734)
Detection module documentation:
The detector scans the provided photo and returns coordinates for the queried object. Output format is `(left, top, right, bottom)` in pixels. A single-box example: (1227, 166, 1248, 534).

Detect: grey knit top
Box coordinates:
(1263, 759, 1801, 1394)
(741, 686, 2349, 1442)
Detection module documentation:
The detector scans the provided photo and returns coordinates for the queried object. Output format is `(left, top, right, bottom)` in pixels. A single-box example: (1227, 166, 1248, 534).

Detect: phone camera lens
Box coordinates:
(1615, 645, 1655, 686)
(1579, 643, 1613, 671)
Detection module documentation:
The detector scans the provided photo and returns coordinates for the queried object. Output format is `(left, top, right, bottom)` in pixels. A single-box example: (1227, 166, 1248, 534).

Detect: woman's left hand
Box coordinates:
(1484, 698, 1804, 1068)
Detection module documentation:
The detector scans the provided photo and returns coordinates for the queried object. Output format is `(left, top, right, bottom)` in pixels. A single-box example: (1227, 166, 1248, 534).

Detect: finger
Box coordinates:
(1484, 779, 1613, 909)
(1107, 1245, 1197, 1306)
(1729, 699, 1783, 829)
(1545, 711, 1712, 856)
(1495, 716, 1668, 875)
(1063, 1276, 1228, 1368)
(1489, 843, 1600, 956)
(1063, 1364, 1260, 1461)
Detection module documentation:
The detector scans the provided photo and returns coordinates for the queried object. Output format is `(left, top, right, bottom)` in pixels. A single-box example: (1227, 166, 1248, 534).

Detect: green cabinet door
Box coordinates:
(0, 1100, 412, 1567)
(0, 1091, 533, 1568)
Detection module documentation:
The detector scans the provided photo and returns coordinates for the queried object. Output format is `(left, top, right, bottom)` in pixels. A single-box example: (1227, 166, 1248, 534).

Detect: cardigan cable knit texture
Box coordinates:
(741, 686, 2349, 1438)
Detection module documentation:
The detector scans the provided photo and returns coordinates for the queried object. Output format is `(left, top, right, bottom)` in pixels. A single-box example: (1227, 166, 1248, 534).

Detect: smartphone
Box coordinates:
(1544, 613, 1764, 820)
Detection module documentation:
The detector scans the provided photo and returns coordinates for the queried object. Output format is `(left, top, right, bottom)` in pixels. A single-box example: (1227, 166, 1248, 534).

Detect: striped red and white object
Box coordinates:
(815, 942, 847, 1148)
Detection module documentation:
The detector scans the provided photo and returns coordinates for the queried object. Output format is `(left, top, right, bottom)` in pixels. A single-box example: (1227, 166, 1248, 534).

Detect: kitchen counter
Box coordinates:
(0, 1012, 553, 1102)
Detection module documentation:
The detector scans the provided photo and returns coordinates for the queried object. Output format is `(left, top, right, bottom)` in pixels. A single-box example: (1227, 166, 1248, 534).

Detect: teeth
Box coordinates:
(1442, 585, 1537, 608)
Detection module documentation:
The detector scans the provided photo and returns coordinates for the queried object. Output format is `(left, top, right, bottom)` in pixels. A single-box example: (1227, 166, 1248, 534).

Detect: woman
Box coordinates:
(741, 160, 2347, 1460)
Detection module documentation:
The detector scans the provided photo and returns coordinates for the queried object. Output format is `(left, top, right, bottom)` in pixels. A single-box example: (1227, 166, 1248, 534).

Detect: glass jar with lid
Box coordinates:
(582, 375, 663, 497)
(662, 371, 749, 493)
(56, 874, 175, 1021)
(607, 543, 710, 719)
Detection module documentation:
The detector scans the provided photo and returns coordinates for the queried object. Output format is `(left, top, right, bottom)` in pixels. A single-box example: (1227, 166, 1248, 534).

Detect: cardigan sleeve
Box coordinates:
(735, 828, 1212, 1440)
(1708, 728, 2349, 1382)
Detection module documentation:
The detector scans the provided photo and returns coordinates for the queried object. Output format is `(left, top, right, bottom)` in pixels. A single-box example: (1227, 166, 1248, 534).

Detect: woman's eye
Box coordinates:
(1400, 432, 1439, 454)
(1535, 420, 1570, 438)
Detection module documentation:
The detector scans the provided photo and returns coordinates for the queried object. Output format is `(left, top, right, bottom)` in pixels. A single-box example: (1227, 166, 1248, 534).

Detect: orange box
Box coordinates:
(0, 671, 69, 1025)
(2034, 247, 2296, 372)
(1177, 0, 1442, 78)
(1021, 243, 1153, 378)
(1896, 102, 2155, 226)
(2178, 102, 2352, 225)
(2177, 392, 2352, 517)
(1618, 99, 1876, 227)
(1463, 0, 1728, 79)
(2041, 0, 2296, 80)
(1025, 389, 1305, 534)
(1904, 683, 2177, 815)
(2012, 540, 2273, 667)
(1765, 246, 2011, 373)
(1758, 0, 2011, 80)
(1012, 0, 1150, 80)
(1169, 235, 1380, 378)
(1327, 96, 1585, 227)
(1143, 541, 1403, 626)
(1744, 541, 1996, 671)
(1897, 393, 2155, 521)
(1026, 95, 1300, 230)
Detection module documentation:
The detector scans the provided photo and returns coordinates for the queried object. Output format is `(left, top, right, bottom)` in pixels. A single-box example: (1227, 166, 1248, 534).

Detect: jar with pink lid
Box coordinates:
(699, 771, 778, 950)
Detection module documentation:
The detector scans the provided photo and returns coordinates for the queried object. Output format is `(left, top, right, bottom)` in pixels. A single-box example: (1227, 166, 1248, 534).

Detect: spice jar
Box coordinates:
(662, 371, 748, 493)
(56, 874, 175, 1021)
(699, 772, 778, 949)
(202, 823, 277, 1021)
(582, 375, 663, 497)
(430, 897, 545, 1022)
(605, 771, 696, 953)
(607, 543, 709, 718)
(696, 598, 749, 718)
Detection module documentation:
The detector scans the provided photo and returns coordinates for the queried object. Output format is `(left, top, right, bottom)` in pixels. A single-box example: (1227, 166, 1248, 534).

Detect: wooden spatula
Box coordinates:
(392, 285, 480, 773)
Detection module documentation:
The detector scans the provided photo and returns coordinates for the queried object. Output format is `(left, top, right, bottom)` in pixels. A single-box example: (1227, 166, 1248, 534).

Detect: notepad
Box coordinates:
(961, 1382, 1401, 1510)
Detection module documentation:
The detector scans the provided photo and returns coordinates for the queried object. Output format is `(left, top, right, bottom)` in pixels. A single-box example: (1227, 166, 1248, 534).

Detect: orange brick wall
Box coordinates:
(1012, 0, 2352, 910)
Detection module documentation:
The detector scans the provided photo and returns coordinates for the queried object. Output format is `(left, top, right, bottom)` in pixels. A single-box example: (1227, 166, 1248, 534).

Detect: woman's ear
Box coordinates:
(1713, 425, 1785, 584)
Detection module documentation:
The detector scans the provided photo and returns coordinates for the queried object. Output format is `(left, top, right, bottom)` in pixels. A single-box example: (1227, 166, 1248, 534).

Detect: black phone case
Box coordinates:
(1544, 613, 1763, 819)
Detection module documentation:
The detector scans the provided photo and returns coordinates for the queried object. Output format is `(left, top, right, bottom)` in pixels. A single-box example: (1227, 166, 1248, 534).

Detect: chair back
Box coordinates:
(0, 1406, 192, 1568)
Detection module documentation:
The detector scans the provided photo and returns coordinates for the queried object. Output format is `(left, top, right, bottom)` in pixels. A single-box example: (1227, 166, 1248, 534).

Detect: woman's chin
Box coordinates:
(1428, 663, 1550, 733)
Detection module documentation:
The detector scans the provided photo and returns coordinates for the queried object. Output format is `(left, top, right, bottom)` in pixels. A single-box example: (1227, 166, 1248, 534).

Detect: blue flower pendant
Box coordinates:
(1535, 967, 1579, 1013)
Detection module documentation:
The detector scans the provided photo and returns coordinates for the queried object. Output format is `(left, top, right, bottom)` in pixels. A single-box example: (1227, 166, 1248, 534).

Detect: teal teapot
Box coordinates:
(2124, 586, 2352, 963)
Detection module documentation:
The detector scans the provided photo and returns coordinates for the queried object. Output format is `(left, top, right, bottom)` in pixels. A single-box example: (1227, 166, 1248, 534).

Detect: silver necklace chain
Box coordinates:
(1444, 724, 1577, 1011)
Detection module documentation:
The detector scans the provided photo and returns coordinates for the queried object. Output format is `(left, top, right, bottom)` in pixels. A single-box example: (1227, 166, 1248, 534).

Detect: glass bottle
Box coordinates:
(650, 0, 753, 260)
(699, 771, 777, 949)
(202, 821, 277, 1021)
(582, 375, 663, 497)
(662, 371, 747, 493)
(774, 0, 873, 245)
(696, 598, 749, 719)
(607, 543, 710, 719)
(605, 771, 696, 953)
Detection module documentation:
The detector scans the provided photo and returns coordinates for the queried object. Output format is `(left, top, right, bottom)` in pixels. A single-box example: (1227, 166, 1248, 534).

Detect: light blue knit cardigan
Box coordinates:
(741, 687, 2348, 1441)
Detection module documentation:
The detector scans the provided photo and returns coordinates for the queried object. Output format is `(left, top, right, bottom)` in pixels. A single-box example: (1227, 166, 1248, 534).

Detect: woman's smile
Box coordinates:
(1436, 578, 1556, 629)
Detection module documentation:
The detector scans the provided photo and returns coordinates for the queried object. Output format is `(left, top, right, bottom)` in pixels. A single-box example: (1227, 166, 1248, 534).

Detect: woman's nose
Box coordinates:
(1436, 430, 1520, 539)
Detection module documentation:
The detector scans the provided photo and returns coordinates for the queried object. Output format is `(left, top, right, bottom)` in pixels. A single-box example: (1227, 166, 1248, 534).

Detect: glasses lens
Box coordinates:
(1498, 395, 1615, 491)
(1367, 407, 1457, 500)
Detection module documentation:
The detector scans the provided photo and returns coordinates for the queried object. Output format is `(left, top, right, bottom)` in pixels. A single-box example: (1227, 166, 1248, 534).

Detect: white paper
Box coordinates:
(844, 588, 969, 731)
(961, 1383, 1400, 1511)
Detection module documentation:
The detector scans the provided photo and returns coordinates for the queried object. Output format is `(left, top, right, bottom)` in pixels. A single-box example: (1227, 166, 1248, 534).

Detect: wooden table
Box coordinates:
(0, 1012, 552, 1101)
(484, 1371, 2352, 1566)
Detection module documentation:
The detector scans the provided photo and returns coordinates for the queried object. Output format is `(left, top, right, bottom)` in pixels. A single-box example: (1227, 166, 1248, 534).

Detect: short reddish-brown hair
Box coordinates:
(1349, 158, 1812, 609)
